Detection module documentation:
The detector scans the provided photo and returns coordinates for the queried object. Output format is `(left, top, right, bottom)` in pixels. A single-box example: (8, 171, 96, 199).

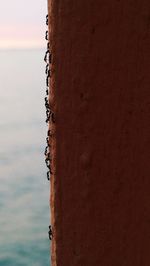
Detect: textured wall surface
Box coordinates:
(48, 0, 150, 265)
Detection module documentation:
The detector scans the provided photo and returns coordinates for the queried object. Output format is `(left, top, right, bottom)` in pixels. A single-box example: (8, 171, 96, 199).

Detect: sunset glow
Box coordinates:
(0, 39, 45, 50)
(0, 0, 47, 49)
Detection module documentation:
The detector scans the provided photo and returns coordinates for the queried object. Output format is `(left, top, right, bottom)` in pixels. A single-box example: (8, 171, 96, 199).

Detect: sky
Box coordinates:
(0, 0, 47, 49)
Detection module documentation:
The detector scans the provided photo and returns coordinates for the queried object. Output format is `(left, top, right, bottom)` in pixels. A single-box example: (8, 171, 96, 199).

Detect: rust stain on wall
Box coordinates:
(48, 0, 150, 265)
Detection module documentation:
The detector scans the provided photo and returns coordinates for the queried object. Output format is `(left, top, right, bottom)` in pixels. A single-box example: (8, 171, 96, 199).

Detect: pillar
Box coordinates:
(48, 0, 150, 265)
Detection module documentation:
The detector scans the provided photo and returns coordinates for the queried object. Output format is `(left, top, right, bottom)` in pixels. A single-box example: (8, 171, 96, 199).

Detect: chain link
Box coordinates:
(44, 14, 54, 182)
(44, 14, 54, 241)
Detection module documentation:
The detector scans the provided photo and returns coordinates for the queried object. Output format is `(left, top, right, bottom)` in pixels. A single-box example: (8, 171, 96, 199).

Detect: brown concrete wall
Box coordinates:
(48, 0, 150, 265)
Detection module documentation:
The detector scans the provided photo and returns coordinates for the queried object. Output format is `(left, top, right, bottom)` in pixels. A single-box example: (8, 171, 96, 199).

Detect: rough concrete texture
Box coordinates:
(48, 0, 150, 265)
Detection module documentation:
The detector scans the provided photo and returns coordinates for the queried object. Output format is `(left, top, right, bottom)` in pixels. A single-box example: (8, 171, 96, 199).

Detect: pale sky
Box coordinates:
(0, 0, 47, 49)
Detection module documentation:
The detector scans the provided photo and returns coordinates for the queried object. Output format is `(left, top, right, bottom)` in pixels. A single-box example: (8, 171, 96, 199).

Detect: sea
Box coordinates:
(0, 49, 50, 266)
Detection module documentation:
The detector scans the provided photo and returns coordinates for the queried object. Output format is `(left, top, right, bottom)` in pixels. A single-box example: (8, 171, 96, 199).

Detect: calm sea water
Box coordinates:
(0, 49, 50, 266)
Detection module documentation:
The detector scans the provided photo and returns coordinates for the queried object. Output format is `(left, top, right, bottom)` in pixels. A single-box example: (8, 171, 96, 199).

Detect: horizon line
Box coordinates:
(0, 46, 45, 51)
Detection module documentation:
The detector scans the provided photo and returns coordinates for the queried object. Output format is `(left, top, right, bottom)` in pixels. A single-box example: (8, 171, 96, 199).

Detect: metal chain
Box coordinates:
(44, 14, 53, 241)
(44, 14, 53, 182)
(49, 225, 53, 240)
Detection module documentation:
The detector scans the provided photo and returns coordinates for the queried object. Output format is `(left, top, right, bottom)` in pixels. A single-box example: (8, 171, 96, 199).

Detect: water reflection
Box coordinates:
(0, 49, 50, 266)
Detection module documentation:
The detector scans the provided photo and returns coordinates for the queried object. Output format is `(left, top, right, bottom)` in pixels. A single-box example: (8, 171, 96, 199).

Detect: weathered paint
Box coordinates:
(48, 0, 150, 265)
